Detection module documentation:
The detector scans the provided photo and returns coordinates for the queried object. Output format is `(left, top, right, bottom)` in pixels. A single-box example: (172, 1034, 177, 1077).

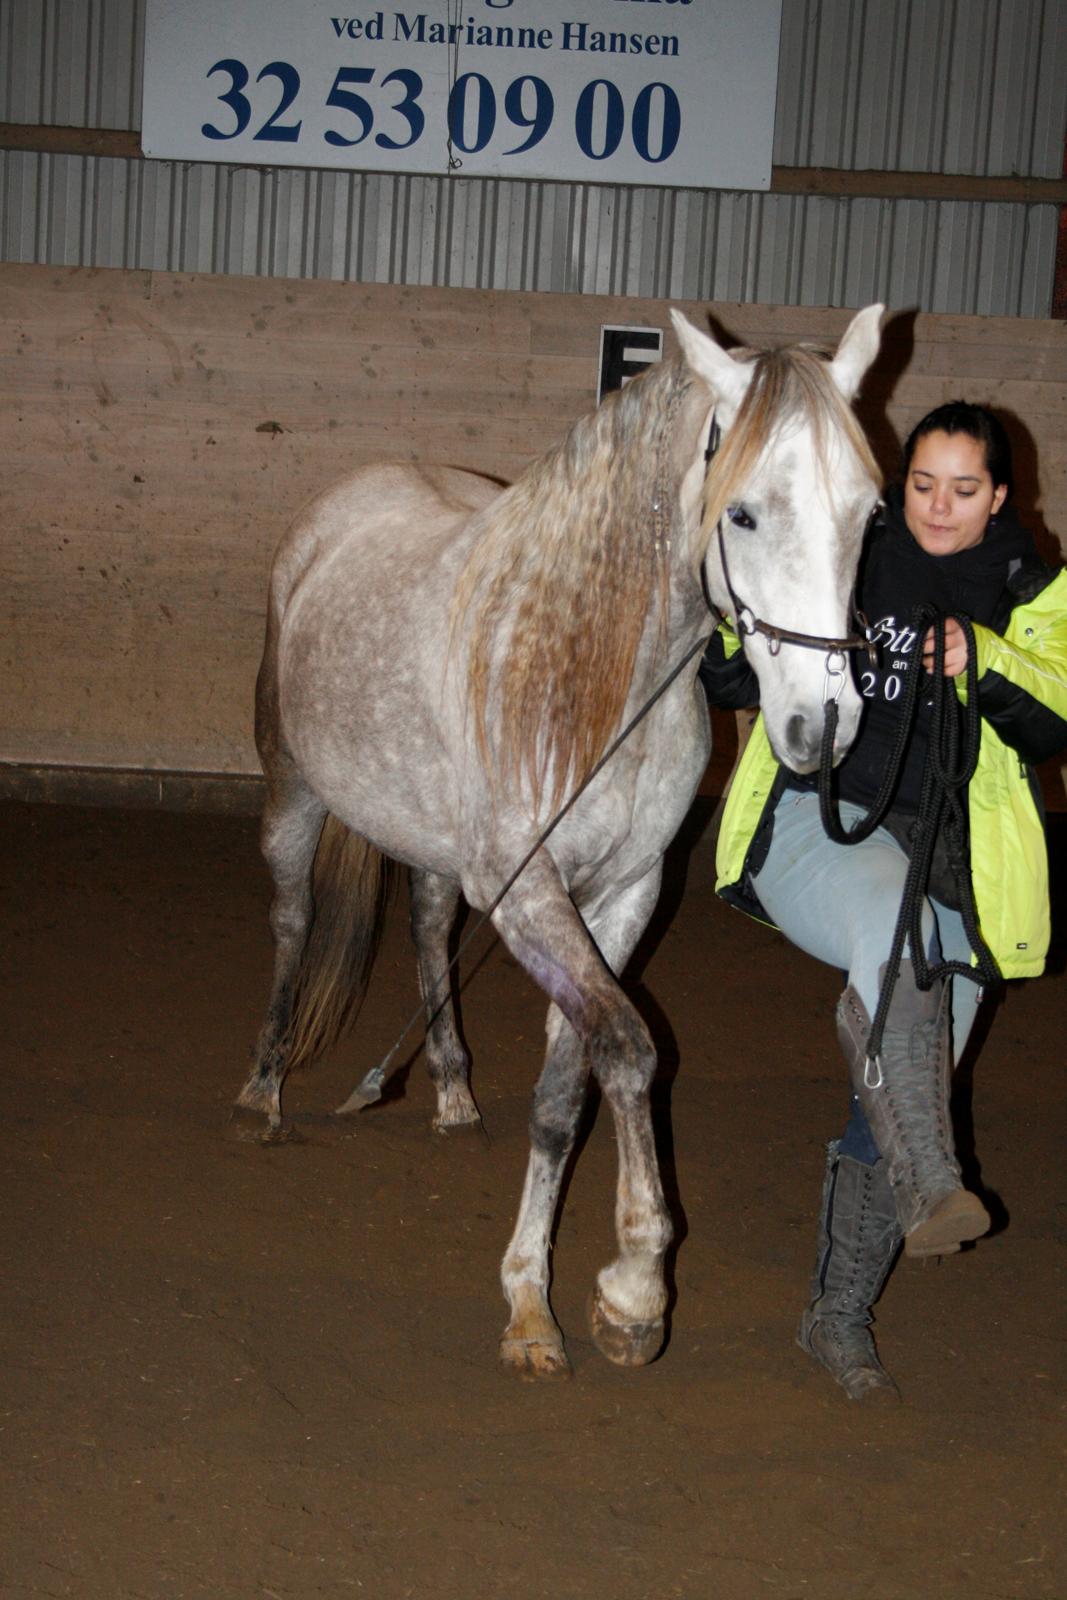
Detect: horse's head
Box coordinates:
(672, 306, 884, 774)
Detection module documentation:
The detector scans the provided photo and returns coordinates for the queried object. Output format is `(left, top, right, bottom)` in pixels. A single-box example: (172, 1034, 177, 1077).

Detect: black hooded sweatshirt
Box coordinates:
(826, 486, 1036, 811)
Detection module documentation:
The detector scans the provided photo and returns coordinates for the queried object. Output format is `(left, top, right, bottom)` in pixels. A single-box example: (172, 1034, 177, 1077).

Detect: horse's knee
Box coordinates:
(529, 1068, 587, 1161)
(529, 1098, 583, 1162)
(587, 1007, 657, 1098)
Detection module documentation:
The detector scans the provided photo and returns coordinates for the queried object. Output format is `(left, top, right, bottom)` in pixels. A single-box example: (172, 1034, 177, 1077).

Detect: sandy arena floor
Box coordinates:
(2, 797, 1064, 1599)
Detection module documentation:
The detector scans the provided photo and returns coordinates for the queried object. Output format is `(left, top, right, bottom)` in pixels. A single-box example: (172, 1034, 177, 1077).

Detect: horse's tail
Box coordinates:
(285, 815, 397, 1072)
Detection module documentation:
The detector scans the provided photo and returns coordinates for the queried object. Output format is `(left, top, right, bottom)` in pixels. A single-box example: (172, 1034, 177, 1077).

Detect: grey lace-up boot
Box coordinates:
(837, 962, 990, 1258)
(797, 1140, 902, 1400)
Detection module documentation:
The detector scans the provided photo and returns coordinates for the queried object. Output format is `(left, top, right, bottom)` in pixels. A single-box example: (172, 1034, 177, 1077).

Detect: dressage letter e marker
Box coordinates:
(598, 326, 663, 403)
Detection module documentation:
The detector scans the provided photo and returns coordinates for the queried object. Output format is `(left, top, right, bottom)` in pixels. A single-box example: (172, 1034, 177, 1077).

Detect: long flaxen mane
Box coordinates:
(452, 354, 688, 813)
(453, 340, 880, 814)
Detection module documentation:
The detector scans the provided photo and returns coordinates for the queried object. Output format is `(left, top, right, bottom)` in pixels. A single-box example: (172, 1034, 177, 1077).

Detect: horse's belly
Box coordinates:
(283, 696, 471, 876)
(277, 581, 473, 873)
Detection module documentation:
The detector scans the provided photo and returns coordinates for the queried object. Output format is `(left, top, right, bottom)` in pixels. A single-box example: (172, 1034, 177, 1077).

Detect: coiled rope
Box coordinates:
(818, 605, 1000, 1066)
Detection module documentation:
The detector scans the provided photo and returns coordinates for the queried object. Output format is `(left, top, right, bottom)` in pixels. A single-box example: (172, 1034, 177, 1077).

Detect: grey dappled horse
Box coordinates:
(238, 305, 884, 1378)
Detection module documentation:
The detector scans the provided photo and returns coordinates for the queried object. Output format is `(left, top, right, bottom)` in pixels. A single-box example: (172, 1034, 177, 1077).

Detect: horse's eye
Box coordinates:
(727, 504, 756, 530)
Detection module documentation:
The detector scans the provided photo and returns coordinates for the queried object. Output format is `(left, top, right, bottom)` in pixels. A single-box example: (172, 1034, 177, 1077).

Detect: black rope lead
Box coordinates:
(818, 605, 1000, 1068)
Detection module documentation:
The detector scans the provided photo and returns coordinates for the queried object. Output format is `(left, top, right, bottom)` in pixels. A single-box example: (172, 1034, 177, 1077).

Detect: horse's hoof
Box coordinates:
(498, 1335, 572, 1381)
(432, 1083, 482, 1134)
(228, 1104, 271, 1143)
(432, 1110, 483, 1136)
(588, 1292, 664, 1368)
(258, 1121, 305, 1147)
(433, 1119, 484, 1139)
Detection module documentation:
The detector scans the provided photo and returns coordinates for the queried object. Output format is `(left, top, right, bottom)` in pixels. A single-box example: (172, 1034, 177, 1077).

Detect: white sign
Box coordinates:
(142, 1, 782, 190)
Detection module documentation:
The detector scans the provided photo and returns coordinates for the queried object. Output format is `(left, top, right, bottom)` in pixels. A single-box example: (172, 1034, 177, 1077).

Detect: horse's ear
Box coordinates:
(829, 303, 884, 400)
(670, 310, 748, 408)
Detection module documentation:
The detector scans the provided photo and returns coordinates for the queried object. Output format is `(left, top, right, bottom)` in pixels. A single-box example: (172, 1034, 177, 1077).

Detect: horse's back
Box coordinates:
(268, 461, 503, 614)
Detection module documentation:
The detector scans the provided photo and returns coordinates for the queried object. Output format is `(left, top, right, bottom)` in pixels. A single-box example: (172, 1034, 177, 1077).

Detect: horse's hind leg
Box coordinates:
(494, 858, 670, 1376)
(235, 773, 326, 1132)
(410, 869, 480, 1131)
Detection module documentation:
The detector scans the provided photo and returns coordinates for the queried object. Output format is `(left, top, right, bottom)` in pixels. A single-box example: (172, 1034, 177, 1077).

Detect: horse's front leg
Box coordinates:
(409, 868, 480, 1131)
(582, 868, 672, 1369)
(498, 1008, 588, 1378)
(493, 859, 670, 1376)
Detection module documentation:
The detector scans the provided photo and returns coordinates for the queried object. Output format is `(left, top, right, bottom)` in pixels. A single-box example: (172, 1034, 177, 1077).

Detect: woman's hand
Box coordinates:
(922, 617, 971, 677)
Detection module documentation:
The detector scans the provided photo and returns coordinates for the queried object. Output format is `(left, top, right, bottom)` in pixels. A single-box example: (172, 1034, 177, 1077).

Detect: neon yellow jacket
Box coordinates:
(714, 568, 1067, 979)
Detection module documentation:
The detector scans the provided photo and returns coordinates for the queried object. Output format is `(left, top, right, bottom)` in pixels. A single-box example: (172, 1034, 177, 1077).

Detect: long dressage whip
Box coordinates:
(336, 631, 711, 1113)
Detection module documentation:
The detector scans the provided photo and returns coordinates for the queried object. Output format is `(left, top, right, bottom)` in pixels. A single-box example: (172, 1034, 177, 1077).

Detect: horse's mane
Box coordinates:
(452, 342, 880, 814)
(451, 355, 685, 813)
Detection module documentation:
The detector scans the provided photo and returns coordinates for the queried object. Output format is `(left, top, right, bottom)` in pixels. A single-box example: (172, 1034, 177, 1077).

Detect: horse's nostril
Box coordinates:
(786, 713, 807, 752)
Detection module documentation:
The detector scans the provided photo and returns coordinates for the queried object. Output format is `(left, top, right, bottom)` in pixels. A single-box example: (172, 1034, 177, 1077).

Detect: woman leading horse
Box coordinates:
(704, 401, 1067, 1399)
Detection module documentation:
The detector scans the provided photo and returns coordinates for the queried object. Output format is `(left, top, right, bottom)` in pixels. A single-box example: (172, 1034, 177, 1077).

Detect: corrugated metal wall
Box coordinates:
(2, 0, 1065, 314)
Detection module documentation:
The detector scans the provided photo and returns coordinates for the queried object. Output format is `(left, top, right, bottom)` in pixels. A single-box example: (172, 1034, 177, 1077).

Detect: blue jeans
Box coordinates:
(751, 790, 985, 1166)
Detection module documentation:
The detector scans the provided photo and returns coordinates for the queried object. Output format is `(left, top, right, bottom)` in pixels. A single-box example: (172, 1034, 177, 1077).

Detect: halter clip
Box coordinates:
(823, 649, 849, 704)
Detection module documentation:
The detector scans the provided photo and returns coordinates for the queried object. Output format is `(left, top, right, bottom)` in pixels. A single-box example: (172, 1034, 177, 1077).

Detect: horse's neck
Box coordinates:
(653, 389, 717, 651)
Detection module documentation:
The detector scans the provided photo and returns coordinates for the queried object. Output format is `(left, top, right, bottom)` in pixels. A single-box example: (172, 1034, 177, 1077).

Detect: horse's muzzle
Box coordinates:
(780, 713, 824, 774)
(778, 696, 861, 775)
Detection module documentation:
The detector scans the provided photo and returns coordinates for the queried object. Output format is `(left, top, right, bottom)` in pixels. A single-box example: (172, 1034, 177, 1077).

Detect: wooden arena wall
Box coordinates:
(2, 262, 1065, 802)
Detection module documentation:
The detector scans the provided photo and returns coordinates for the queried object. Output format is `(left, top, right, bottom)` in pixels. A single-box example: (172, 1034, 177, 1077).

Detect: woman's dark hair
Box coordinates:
(901, 400, 1014, 501)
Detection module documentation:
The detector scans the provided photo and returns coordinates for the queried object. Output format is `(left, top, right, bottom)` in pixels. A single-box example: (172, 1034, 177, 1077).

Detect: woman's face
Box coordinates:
(903, 429, 1008, 555)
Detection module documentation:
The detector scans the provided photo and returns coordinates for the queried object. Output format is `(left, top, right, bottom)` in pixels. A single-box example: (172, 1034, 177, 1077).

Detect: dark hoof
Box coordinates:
(228, 1104, 270, 1143)
(498, 1336, 573, 1381)
(228, 1106, 303, 1146)
(432, 1115, 485, 1139)
(261, 1123, 304, 1146)
(588, 1292, 664, 1368)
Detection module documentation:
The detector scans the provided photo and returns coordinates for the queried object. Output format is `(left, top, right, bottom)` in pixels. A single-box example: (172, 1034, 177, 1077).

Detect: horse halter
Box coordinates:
(705, 415, 878, 701)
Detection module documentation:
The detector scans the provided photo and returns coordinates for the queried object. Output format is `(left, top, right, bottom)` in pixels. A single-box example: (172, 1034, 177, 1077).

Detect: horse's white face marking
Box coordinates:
(717, 417, 877, 771)
(673, 306, 884, 772)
